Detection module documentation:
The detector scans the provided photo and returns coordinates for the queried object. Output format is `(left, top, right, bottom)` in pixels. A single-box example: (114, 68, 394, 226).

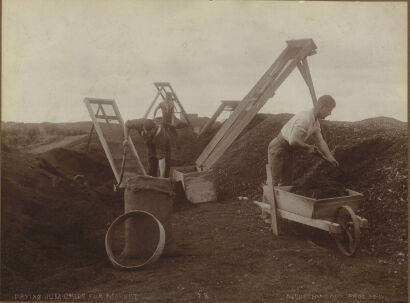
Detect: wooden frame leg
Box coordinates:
(266, 164, 279, 235)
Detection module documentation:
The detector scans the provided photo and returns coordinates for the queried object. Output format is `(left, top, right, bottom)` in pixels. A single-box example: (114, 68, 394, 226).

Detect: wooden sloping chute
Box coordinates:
(196, 39, 319, 171)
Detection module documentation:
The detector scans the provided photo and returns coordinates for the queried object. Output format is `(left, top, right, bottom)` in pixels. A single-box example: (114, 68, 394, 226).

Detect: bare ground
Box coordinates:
(9, 200, 405, 303)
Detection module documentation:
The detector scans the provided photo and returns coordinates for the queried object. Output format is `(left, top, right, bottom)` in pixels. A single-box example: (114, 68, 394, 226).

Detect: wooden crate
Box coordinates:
(263, 185, 364, 219)
(171, 166, 217, 203)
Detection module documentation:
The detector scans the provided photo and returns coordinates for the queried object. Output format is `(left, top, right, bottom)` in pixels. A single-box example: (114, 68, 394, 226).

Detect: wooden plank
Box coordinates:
(313, 197, 363, 219)
(270, 186, 365, 220)
(144, 91, 160, 118)
(183, 170, 217, 203)
(200, 42, 317, 170)
(221, 100, 241, 107)
(168, 84, 193, 128)
(274, 187, 315, 218)
(203, 75, 281, 167)
(198, 47, 301, 169)
(266, 164, 279, 235)
(95, 114, 119, 121)
(97, 104, 112, 125)
(171, 168, 185, 183)
(202, 89, 273, 169)
(170, 166, 217, 203)
(196, 46, 292, 167)
(84, 99, 120, 182)
(277, 209, 341, 234)
(254, 201, 271, 212)
(301, 57, 317, 106)
(111, 100, 147, 176)
(154, 82, 170, 88)
(154, 83, 168, 101)
(199, 102, 225, 136)
(253, 201, 341, 234)
(196, 47, 290, 166)
(286, 39, 315, 49)
(86, 98, 116, 104)
(86, 124, 95, 152)
(297, 57, 317, 106)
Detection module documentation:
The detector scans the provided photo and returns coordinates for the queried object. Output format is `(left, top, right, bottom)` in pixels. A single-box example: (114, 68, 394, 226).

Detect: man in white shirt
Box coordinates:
(268, 95, 339, 186)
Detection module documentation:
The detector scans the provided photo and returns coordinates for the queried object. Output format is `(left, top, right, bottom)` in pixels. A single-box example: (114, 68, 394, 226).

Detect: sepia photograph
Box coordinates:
(1, 0, 408, 302)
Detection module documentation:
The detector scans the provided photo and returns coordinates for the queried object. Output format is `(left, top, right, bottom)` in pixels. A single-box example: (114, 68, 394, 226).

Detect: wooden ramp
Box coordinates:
(84, 98, 146, 186)
(196, 39, 318, 171)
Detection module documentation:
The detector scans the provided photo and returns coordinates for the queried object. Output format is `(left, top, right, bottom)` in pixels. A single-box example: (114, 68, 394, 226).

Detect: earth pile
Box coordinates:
(214, 115, 407, 258)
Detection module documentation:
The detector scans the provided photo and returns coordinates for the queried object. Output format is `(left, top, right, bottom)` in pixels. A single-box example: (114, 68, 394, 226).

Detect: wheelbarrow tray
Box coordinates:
(267, 185, 364, 220)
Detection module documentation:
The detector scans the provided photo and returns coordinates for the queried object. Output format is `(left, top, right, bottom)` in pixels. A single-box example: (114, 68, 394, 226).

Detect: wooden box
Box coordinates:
(171, 166, 217, 203)
(263, 185, 364, 219)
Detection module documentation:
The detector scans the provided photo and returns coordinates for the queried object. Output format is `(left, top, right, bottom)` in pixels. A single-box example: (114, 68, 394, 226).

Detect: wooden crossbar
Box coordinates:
(84, 98, 147, 186)
(253, 201, 341, 234)
(87, 99, 116, 104)
(196, 39, 317, 170)
(95, 114, 119, 121)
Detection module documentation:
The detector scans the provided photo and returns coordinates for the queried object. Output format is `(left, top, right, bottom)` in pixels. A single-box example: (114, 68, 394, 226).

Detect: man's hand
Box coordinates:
(306, 145, 320, 155)
(327, 157, 339, 168)
(122, 139, 129, 150)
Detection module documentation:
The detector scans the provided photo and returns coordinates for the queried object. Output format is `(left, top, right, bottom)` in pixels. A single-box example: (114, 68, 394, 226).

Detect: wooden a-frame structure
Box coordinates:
(84, 98, 147, 186)
(144, 82, 193, 128)
(196, 39, 319, 171)
(198, 100, 240, 136)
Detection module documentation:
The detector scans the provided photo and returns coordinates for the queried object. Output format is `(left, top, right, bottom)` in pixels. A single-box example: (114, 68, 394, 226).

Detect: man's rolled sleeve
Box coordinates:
(125, 119, 144, 132)
(288, 119, 309, 145)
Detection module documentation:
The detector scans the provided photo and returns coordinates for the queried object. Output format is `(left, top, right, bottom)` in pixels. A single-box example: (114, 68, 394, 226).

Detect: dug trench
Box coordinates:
(1, 115, 407, 301)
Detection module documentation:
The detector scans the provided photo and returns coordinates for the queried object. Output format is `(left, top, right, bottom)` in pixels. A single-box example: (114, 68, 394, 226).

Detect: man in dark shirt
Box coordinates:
(123, 118, 171, 178)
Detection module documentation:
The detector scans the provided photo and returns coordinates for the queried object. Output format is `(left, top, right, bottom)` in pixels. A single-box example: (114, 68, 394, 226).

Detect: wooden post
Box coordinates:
(297, 57, 317, 107)
(86, 124, 95, 152)
(144, 91, 160, 118)
(84, 99, 120, 182)
(168, 85, 193, 128)
(112, 99, 147, 175)
(266, 164, 279, 235)
(199, 102, 225, 136)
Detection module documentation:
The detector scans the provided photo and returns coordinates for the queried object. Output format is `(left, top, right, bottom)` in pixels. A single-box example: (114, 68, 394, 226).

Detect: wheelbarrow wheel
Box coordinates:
(334, 205, 360, 256)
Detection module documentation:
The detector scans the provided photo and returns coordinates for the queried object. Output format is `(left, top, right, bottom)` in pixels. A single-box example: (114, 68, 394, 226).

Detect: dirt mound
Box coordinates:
(1, 115, 407, 300)
(1, 148, 123, 295)
(214, 113, 292, 200)
(214, 114, 407, 258)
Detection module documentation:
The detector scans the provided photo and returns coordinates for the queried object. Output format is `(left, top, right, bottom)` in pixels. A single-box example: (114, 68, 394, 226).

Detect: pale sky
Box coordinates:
(2, 0, 408, 123)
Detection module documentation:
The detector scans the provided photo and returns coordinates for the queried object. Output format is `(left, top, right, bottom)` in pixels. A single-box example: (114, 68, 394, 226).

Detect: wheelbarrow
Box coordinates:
(254, 164, 368, 256)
